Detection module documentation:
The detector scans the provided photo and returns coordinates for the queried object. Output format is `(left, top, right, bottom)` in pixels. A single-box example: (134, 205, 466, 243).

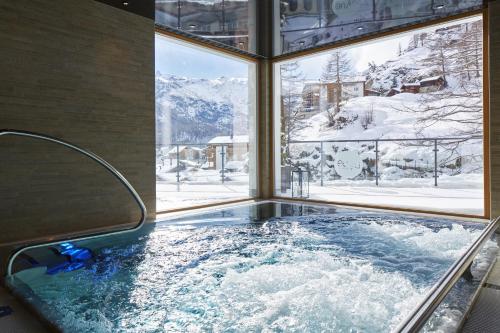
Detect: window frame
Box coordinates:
(155, 27, 261, 214)
(270, 9, 490, 220)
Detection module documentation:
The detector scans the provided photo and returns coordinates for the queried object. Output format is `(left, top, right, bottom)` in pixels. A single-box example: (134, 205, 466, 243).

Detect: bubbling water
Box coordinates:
(12, 212, 496, 333)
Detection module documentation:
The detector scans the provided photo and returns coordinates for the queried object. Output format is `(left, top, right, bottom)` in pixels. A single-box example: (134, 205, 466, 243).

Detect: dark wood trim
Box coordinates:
(483, 8, 491, 219)
(269, 59, 275, 198)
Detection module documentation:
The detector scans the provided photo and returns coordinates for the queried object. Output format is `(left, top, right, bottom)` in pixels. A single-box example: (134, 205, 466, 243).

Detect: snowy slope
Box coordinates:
(289, 21, 483, 180)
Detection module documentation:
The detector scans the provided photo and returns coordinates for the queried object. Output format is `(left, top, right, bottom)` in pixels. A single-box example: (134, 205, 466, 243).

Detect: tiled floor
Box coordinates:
(0, 285, 48, 333)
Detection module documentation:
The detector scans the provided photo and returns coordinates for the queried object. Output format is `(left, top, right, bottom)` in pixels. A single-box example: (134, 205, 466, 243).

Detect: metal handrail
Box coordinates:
(288, 136, 482, 144)
(1, 129, 147, 277)
(396, 216, 500, 333)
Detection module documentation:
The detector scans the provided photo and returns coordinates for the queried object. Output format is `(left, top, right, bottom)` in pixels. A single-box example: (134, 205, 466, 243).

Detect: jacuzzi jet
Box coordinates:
(46, 242, 94, 275)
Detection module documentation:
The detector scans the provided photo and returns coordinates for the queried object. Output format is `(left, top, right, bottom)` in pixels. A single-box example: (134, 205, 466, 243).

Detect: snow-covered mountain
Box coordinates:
(156, 73, 250, 145)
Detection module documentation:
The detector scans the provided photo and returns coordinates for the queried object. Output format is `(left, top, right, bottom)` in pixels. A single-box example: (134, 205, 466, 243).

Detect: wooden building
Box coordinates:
(419, 75, 447, 92)
(400, 83, 421, 94)
(302, 77, 366, 113)
(386, 87, 401, 97)
(206, 135, 249, 170)
(167, 146, 203, 161)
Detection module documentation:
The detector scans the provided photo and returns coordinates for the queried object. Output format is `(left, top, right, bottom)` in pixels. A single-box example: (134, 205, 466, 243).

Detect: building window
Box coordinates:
(289, 0, 298, 12)
(274, 15, 485, 216)
(156, 34, 257, 211)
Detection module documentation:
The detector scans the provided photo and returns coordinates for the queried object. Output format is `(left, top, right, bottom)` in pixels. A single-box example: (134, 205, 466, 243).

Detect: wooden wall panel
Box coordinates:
(0, 0, 155, 270)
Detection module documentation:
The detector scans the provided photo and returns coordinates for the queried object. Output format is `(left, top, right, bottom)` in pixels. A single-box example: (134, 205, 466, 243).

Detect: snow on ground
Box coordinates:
(295, 92, 482, 143)
(156, 169, 251, 211)
(156, 182, 250, 211)
(157, 179, 483, 215)
(307, 181, 483, 216)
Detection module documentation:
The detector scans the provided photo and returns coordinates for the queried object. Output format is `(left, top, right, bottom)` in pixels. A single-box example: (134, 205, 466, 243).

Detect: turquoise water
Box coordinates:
(9, 203, 497, 332)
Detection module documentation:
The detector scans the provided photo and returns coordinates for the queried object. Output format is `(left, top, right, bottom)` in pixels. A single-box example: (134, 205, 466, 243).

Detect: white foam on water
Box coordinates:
(12, 215, 496, 333)
(363, 222, 485, 258)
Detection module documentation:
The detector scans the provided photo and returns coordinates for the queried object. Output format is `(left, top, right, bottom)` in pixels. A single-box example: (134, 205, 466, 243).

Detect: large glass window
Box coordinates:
(277, 0, 484, 55)
(156, 34, 257, 211)
(156, 0, 257, 53)
(274, 15, 485, 216)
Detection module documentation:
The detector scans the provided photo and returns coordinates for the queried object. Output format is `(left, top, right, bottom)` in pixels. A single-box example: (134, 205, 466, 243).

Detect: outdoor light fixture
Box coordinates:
(299, 41, 305, 46)
(189, 24, 197, 29)
(122, 1, 129, 6)
(434, 4, 445, 10)
(357, 26, 364, 31)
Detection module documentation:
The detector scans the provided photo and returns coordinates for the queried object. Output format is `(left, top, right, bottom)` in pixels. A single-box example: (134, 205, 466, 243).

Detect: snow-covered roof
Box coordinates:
(303, 80, 322, 85)
(167, 146, 187, 154)
(420, 75, 444, 83)
(401, 83, 420, 87)
(208, 135, 249, 144)
(167, 146, 203, 154)
(344, 76, 366, 83)
(303, 77, 365, 85)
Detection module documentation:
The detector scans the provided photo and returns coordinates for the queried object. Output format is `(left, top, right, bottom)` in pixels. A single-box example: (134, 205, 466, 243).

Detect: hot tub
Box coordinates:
(6, 202, 498, 332)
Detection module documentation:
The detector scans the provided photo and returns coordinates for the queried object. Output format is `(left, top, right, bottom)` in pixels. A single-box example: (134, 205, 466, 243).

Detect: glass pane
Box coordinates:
(276, 0, 484, 55)
(156, 0, 257, 53)
(274, 15, 484, 215)
(156, 34, 257, 211)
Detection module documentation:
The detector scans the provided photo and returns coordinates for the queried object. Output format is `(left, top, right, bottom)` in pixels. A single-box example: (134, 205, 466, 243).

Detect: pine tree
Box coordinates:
(321, 51, 352, 127)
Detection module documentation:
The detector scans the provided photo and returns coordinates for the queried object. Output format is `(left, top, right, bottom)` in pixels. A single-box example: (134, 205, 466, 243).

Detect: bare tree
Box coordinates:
(411, 22, 483, 138)
(396, 22, 483, 160)
(321, 51, 353, 127)
(280, 61, 308, 164)
(450, 20, 483, 81)
(360, 103, 375, 130)
(422, 30, 453, 85)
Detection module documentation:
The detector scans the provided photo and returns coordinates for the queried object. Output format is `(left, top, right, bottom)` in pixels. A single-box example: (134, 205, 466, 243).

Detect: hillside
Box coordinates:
(288, 19, 483, 181)
(156, 73, 250, 145)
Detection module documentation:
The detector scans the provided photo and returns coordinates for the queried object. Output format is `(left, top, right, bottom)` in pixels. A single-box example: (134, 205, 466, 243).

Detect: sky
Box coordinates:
(296, 35, 412, 79)
(155, 35, 250, 79)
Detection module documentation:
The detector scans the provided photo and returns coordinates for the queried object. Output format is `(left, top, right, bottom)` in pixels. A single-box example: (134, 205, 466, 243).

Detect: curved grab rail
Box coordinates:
(1, 129, 147, 277)
(396, 216, 500, 333)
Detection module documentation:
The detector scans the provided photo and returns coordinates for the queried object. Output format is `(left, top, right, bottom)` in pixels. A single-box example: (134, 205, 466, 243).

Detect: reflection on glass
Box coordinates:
(155, 0, 256, 53)
(277, 0, 483, 55)
(274, 16, 484, 215)
(155, 34, 257, 211)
